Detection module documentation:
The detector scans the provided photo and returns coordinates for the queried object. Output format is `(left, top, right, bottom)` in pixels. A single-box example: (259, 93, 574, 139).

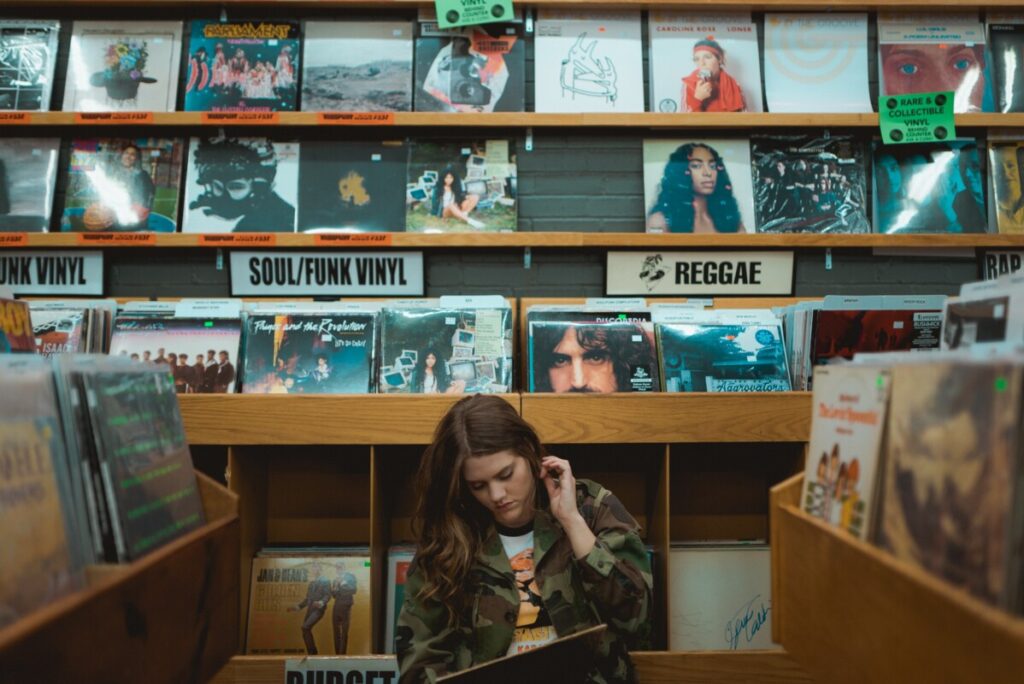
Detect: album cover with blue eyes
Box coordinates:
(655, 322, 790, 392)
(528, 320, 659, 393)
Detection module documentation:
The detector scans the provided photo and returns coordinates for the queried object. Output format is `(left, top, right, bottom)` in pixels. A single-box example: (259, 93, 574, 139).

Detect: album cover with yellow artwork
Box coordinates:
(297, 140, 407, 233)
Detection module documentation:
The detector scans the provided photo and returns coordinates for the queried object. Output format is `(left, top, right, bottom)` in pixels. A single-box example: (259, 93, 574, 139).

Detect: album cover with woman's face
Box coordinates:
(751, 134, 870, 233)
(873, 140, 988, 234)
(183, 136, 299, 233)
(297, 140, 407, 233)
(647, 12, 762, 114)
(63, 21, 182, 112)
(0, 20, 60, 111)
(989, 141, 1024, 234)
(302, 21, 413, 112)
(414, 21, 524, 113)
(60, 138, 184, 233)
(643, 138, 754, 234)
(0, 138, 59, 232)
(406, 140, 516, 232)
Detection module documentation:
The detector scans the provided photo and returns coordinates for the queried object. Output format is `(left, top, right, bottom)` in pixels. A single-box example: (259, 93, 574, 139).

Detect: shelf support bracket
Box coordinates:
(825, 248, 833, 271)
(524, 247, 532, 270)
(525, 127, 534, 152)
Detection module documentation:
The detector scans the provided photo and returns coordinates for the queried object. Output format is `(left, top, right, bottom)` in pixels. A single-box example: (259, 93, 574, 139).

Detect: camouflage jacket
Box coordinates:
(396, 479, 653, 684)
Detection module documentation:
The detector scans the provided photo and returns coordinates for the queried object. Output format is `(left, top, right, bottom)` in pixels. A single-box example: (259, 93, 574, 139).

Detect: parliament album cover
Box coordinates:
(528, 320, 659, 393)
(656, 322, 790, 392)
(0, 138, 59, 232)
(0, 20, 60, 111)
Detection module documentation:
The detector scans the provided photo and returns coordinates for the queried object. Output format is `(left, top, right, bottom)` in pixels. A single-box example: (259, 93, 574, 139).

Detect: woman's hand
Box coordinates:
(542, 456, 597, 559)
(694, 79, 713, 101)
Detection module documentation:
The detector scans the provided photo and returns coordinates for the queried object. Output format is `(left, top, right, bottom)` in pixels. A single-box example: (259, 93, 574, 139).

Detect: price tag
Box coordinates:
(435, 0, 514, 28)
(201, 112, 281, 125)
(0, 112, 31, 124)
(314, 234, 393, 247)
(0, 233, 28, 247)
(74, 112, 155, 124)
(198, 234, 279, 247)
(878, 91, 956, 145)
(318, 112, 396, 125)
(76, 233, 157, 246)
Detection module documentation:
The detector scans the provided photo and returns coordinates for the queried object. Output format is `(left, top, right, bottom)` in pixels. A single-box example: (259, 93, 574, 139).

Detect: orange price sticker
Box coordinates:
(76, 232, 157, 246)
(0, 233, 28, 247)
(74, 111, 154, 124)
(314, 233, 393, 246)
(198, 234, 278, 246)
(317, 112, 396, 126)
(0, 112, 31, 124)
(201, 112, 281, 125)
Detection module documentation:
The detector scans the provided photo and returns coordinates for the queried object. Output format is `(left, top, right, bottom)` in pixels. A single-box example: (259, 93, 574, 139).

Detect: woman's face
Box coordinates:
(881, 44, 985, 111)
(444, 173, 455, 187)
(121, 147, 138, 168)
(425, 352, 436, 369)
(879, 156, 902, 194)
(462, 450, 536, 528)
(688, 146, 718, 196)
(1000, 155, 1020, 195)
(692, 49, 721, 76)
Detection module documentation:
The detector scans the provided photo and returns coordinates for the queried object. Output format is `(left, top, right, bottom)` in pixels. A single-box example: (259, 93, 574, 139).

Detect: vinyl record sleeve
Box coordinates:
(247, 554, 373, 655)
(64, 21, 182, 112)
(647, 12, 762, 114)
(60, 138, 184, 233)
(302, 20, 413, 112)
(184, 20, 300, 112)
(32, 308, 87, 357)
(657, 322, 790, 392)
(534, 11, 644, 113)
(0, 20, 60, 111)
(643, 138, 754, 234)
(414, 22, 524, 113)
(811, 309, 942, 366)
(873, 140, 988, 234)
(528, 320, 659, 393)
(0, 138, 59, 232)
(989, 141, 1024, 233)
(941, 296, 1016, 349)
(763, 13, 872, 113)
(751, 134, 870, 233)
(406, 140, 516, 233)
(385, 546, 415, 654)
(297, 140, 407, 233)
(379, 307, 513, 394)
(990, 24, 1024, 113)
(108, 317, 243, 394)
(183, 136, 299, 233)
(0, 297, 35, 352)
(241, 312, 377, 394)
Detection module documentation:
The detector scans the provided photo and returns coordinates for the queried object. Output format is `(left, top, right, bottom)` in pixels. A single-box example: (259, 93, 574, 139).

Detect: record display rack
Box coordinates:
(0, 473, 240, 684)
(770, 474, 1024, 684)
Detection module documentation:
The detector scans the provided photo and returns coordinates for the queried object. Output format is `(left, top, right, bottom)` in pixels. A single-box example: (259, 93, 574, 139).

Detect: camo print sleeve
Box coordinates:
(395, 561, 461, 684)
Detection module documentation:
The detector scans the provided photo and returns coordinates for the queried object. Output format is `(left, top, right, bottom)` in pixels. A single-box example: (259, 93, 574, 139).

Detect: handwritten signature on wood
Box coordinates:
(724, 595, 771, 650)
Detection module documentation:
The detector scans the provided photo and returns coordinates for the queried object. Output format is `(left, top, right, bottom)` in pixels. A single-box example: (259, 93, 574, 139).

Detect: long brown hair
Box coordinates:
(412, 394, 548, 625)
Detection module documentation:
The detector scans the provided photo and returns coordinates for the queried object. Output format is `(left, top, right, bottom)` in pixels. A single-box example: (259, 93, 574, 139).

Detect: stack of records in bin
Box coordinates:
(29, 299, 117, 357)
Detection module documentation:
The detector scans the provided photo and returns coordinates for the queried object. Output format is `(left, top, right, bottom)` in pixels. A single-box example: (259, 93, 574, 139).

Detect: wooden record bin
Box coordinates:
(0, 473, 239, 684)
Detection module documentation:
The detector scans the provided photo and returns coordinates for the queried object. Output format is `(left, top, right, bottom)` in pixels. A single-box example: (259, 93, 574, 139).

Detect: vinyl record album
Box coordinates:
(657, 322, 790, 392)
(989, 141, 1024, 233)
(0, 20, 60, 111)
(812, 309, 942, 364)
(990, 24, 1024, 113)
(528, 320, 659, 393)
(32, 308, 87, 357)
(0, 138, 59, 232)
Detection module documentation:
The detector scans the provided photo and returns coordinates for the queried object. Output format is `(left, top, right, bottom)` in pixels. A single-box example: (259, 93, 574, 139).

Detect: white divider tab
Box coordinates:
(0, 250, 103, 295)
(585, 297, 647, 308)
(284, 656, 398, 683)
(438, 295, 509, 309)
(606, 251, 793, 296)
(174, 298, 242, 319)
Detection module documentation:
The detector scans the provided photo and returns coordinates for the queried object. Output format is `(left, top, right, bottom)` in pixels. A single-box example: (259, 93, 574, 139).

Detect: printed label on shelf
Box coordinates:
(283, 657, 398, 683)
(435, 0, 515, 29)
(981, 250, 1024, 280)
(74, 112, 155, 124)
(314, 233, 393, 247)
(230, 250, 424, 296)
(878, 91, 956, 145)
(0, 112, 31, 124)
(0, 250, 103, 295)
(201, 112, 281, 124)
(317, 112, 396, 125)
(76, 233, 157, 246)
(174, 298, 243, 319)
(606, 251, 794, 296)
(0, 233, 28, 247)
(198, 234, 279, 247)
(439, 294, 509, 309)
(585, 297, 647, 308)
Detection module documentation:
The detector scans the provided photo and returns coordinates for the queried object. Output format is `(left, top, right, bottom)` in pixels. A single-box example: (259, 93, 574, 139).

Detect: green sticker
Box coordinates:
(876, 374, 885, 388)
(878, 92, 956, 145)
(435, 0, 514, 29)
(996, 377, 1008, 392)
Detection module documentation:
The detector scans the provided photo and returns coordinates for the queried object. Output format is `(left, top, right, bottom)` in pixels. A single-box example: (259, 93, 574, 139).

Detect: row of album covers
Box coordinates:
(3, 11, 1024, 114)
(7, 134, 1024, 234)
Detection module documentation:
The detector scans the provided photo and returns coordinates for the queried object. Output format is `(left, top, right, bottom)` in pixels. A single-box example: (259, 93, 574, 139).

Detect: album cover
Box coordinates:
(0, 297, 35, 353)
(241, 312, 377, 394)
(108, 316, 242, 393)
(0, 138, 59, 232)
(302, 20, 413, 112)
(414, 22, 524, 113)
(379, 307, 513, 394)
(386, 545, 415, 654)
(63, 21, 182, 112)
(990, 24, 1024, 113)
(877, 12, 994, 113)
(247, 554, 373, 655)
(812, 308, 942, 366)
(297, 140, 407, 233)
(0, 20, 60, 111)
(801, 365, 891, 539)
(528, 320, 659, 393)
(182, 136, 299, 233)
(879, 362, 1024, 611)
(406, 140, 516, 232)
(763, 13, 872, 113)
(647, 12, 762, 113)
(643, 138, 755, 233)
(989, 141, 1024, 233)
(32, 308, 87, 357)
(751, 134, 870, 233)
(873, 141, 987, 233)
(60, 138, 184, 232)
(184, 20, 300, 112)
(942, 297, 1011, 349)
(534, 10, 644, 113)
(657, 322, 790, 392)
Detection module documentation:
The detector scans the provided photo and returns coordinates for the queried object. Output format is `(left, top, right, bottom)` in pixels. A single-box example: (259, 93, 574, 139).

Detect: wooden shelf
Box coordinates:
(5, 111, 1024, 129)
(770, 475, 1024, 684)
(521, 393, 812, 444)
(0, 473, 240, 684)
(10, 0, 1024, 9)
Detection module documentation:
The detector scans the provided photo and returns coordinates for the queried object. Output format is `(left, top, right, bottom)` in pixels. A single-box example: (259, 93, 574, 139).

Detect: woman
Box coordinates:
(647, 142, 743, 233)
(396, 395, 652, 683)
(430, 166, 484, 230)
(680, 39, 746, 113)
(411, 348, 450, 394)
(105, 143, 155, 231)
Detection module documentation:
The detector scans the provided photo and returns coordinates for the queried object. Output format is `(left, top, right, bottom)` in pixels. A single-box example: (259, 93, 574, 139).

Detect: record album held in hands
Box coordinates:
(0, 138, 59, 232)
(0, 20, 60, 111)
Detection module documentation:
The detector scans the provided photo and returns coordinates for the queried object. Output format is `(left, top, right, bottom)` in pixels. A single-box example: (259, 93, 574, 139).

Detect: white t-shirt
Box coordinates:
(498, 524, 557, 655)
